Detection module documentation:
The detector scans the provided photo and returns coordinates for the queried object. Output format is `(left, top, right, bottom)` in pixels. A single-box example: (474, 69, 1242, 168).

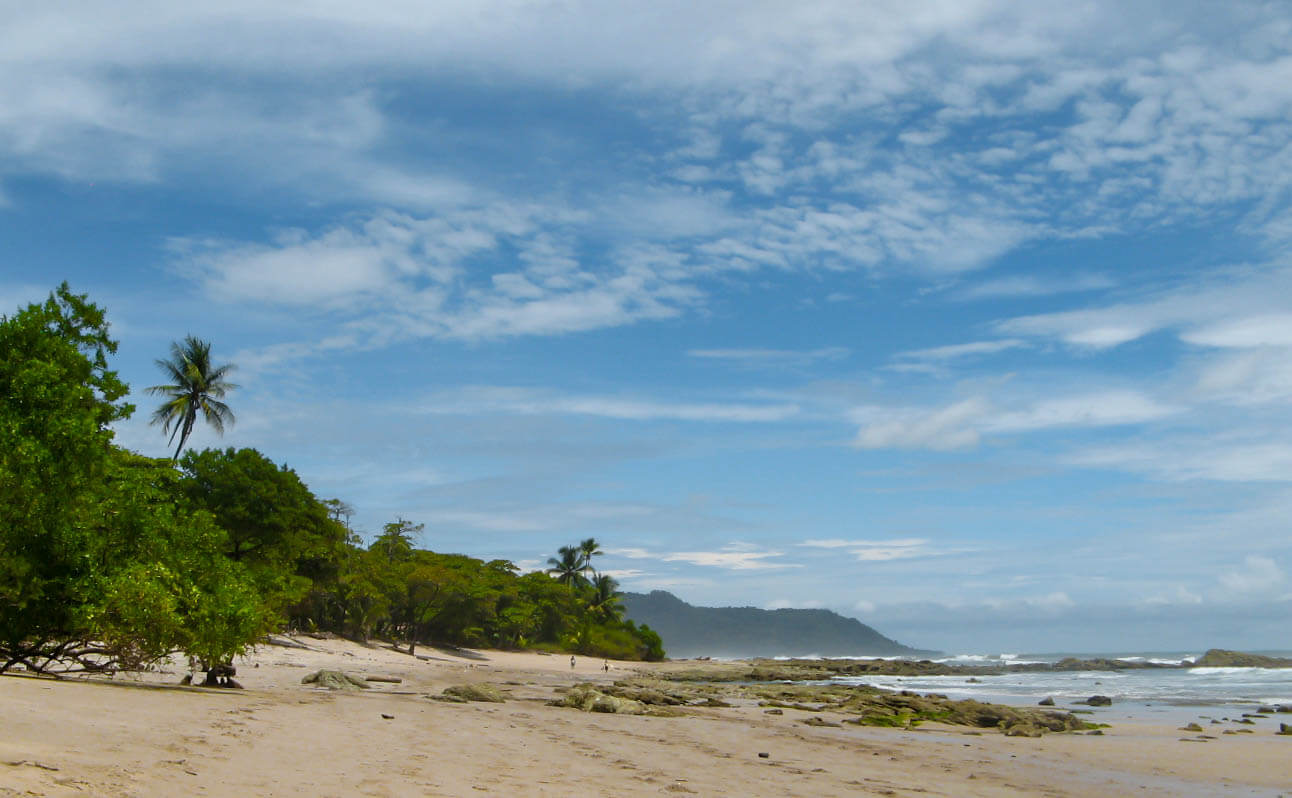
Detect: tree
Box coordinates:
(547, 545, 584, 588)
(372, 519, 422, 563)
(588, 573, 623, 622)
(578, 537, 603, 581)
(0, 286, 268, 674)
(146, 335, 237, 462)
(178, 447, 347, 614)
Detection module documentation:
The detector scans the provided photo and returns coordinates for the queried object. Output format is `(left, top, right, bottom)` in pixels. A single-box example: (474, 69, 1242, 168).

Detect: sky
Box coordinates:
(3, 0, 1291, 653)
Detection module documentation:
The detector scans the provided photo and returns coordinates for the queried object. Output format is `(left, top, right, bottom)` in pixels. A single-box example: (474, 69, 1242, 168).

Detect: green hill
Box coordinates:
(621, 590, 936, 659)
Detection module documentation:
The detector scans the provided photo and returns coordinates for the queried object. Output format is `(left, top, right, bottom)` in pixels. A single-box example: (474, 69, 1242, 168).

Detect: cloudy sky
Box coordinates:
(4, 0, 1291, 653)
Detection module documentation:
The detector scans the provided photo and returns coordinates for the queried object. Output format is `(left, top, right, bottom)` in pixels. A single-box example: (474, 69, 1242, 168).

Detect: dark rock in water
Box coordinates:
(966, 677, 982, 683)
(1038, 697, 1054, 706)
(381, 713, 394, 720)
(1277, 705, 1292, 713)
(1193, 649, 1292, 668)
(1180, 723, 1203, 732)
(758, 752, 770, 758)
(1258, 706, 1276, 713)
(1084, 695, 1112, 706)
(764, 708, 784, 715)
(1279, 723, 1292, 735)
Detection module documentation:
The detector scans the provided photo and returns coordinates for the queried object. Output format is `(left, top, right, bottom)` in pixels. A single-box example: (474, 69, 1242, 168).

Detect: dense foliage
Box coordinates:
(0, 285, 663, 674)
(0, 285, 270, 673)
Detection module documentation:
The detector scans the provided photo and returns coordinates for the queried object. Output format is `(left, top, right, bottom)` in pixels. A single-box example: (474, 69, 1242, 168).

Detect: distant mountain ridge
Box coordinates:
(621, 590, 935, 659)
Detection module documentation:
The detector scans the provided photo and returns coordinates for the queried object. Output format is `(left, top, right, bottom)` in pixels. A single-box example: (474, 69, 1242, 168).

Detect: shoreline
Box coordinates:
(3, 638, 1290, 797)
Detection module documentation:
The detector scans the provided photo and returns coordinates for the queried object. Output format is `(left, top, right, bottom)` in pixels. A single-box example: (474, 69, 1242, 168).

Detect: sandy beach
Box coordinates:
(2, 638, 1288, 798)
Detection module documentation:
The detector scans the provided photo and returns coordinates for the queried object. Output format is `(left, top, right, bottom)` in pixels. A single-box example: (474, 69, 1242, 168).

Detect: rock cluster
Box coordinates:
(300, 670, 369, 690)
(440, 684, 506, 703)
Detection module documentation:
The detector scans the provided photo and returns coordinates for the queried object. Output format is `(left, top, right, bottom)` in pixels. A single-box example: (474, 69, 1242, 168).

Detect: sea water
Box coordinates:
(822, 651, 1292, 726)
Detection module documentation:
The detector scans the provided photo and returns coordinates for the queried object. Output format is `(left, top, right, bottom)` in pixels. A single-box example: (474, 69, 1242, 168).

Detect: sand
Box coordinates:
(2, 638, 1289, 797)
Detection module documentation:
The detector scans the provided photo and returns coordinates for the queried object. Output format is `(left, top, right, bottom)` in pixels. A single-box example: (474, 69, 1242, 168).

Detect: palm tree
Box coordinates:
(577, 537, 603, 581)
(588, 573, 623, 622)
(547, 545, 584, 588)
(146, 335, 237, 462)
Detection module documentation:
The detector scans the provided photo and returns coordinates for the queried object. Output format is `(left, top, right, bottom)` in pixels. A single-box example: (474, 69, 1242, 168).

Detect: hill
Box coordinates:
(621, 590, 935, 659)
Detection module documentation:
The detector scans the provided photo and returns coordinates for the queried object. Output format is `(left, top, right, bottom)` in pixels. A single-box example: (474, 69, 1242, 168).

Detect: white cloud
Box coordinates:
(413, 386, 799, 423)
(997, 266, 1292, 350)
(954, 272, 1115, 300)
(1182, 314, 1292, 348)
(983, 391, 1178, 433)
(853, 390, 1177, 451)
(1069, 440, 1292, 483)
(798, 537, 935, 562)
(686, 347, 850, 367)
(853, 398, 987, 451)
(894, 339, 1028, 362)
(662, 547, 800, 571)
(609, 547, 655, 560)
(1218, 555, 1284, 595)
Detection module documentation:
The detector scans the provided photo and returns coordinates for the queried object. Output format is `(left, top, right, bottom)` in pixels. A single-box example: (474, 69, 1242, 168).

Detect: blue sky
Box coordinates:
(4, 0, 1291, 653)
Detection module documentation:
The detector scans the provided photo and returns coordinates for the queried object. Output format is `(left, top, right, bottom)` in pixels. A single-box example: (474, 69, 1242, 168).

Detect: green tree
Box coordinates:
(578, 537, 603, 581)
(588, 573, 623, 622)
(0, 286, 268, 673)
(146, 335, 237, 462)
(547, 545, 584, 588)
(178, 447, 346, 613)
(372, 519, 421, 564)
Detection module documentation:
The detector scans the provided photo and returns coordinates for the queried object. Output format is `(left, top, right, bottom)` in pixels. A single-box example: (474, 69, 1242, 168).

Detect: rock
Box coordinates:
(381, 713, 394, 720)
(442, 684, 506, 703)
(1086, 729, 1103, 735)
(548, 685, 644, 714)
(1279, 723, 1292, 735)
(179, 674, 192, 685)
(1038, 697, 1054, 706)
(1192, 649, 1292, 668)
(1084, 695, 1112, 706)
(225, 678, 243, 689)
(764, 708, 784, 715)
(966, 677, 982, 683)
(1279, 705, 1292, 713)
(694, 697, 732, 708)
(301, 670, 370, 690)
(1180, 723, 1203, 732)
(1258, 706, 1276, 713)
(801, 716, 842, 727)
(1003, 722, 1045, 738)
(758, 752, 770, 758)
(364, 675, 403, 684)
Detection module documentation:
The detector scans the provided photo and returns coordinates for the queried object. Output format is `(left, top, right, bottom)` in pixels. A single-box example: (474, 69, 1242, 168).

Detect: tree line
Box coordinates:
(0, 284, 663, 677)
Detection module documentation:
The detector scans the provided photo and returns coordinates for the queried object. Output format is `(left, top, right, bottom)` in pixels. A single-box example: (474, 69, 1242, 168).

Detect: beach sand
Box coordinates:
(2, 638, 1288, 797)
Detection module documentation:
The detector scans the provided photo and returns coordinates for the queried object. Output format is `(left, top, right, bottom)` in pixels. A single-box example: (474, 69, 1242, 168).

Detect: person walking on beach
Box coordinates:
(570, 655, 576, 670)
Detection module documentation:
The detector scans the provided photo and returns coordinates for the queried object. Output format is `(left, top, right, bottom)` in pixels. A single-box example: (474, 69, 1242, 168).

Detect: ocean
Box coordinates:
(824, 651, 1292, 726)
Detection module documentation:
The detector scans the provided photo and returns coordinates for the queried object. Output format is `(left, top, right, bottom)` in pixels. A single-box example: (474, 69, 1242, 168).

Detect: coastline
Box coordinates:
(3, 638, 1289, 797)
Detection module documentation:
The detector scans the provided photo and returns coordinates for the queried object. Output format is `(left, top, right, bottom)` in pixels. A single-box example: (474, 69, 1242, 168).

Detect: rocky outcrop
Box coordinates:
(746, 683, 1089, 736)
(549, 685, 647, 715)
(301, 670, 369, 690)
(1193, 650, 1292, 668)
(441, 684, 506, 703)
